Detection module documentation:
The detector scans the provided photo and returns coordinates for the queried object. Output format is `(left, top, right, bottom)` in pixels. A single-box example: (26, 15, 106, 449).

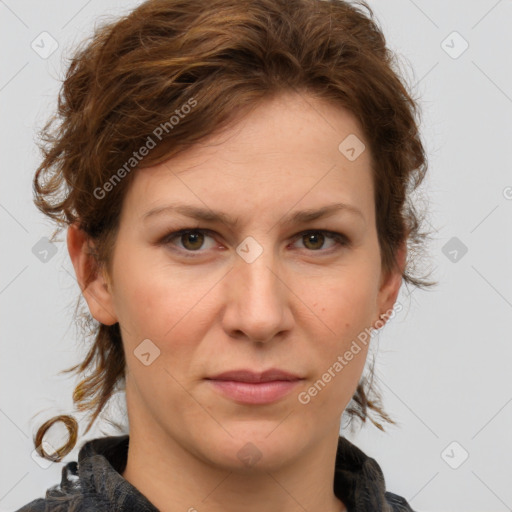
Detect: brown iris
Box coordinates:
(302, 232, 325, 250)
(181, 231, 205, 251)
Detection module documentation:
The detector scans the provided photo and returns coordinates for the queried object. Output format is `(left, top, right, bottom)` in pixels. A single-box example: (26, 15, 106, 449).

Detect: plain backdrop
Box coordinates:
(1, 1, 511, 511)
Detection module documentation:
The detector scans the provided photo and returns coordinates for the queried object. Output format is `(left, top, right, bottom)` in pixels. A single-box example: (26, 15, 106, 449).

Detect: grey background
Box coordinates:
(1, 1, 511, 511)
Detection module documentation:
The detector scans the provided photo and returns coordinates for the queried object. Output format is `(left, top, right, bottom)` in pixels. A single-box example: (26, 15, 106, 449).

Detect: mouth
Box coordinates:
(205, 368, 305, 405)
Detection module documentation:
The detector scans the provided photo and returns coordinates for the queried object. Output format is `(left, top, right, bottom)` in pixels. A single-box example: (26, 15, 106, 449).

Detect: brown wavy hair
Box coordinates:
(32, 0, 434, 462)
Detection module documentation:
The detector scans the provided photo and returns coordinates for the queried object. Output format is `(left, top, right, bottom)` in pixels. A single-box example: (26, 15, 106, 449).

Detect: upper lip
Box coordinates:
(206, 369, 303, 383)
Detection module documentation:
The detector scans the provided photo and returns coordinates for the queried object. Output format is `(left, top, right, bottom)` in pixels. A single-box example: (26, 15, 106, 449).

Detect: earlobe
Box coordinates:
(66, 223, 118, 326)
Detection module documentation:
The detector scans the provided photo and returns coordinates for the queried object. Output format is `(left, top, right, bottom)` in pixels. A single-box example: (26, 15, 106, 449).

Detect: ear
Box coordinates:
(67, 223, 118, 325)
(374, 240, 407, 328)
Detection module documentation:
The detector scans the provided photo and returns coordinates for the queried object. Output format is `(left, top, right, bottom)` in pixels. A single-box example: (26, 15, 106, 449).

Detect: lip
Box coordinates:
(205, 368, 304, 405)
(207, 368, 303, 383)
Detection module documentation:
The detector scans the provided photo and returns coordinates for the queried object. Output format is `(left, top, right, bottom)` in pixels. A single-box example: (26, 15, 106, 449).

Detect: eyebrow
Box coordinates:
(142, 202, 364, 227)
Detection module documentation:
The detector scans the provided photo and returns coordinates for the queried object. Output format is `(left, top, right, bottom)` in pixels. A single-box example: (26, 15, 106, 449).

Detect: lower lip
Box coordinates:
(207, 379, 302, 404)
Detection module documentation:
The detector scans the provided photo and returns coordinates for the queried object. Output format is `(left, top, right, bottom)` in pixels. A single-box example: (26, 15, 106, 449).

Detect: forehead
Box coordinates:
(121, 92, 374, 226)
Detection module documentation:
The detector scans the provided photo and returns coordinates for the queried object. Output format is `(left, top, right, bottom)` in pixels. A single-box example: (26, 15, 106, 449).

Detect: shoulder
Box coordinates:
(385, 491, 416, 512)
(14, 495, 81, 512)
(14, 498, 46, 512)
(14, 436, 133, 512)
(335, 435, 416, 512)
(13, 487, 85, 512)
(13, 460, 85, 512)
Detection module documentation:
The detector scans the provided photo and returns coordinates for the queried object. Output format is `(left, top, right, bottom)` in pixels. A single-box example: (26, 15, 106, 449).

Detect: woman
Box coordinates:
(17, 0, 433, 510)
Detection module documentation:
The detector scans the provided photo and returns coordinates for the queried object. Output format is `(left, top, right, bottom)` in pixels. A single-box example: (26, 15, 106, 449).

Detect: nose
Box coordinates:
(221, 245, 294, 344)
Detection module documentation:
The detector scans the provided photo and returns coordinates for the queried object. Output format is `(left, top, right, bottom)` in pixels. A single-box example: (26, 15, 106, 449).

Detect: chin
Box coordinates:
(199, 424, 304, 472)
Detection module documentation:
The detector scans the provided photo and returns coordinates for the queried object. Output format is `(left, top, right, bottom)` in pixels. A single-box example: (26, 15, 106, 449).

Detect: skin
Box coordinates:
(68, 91, 405, 512)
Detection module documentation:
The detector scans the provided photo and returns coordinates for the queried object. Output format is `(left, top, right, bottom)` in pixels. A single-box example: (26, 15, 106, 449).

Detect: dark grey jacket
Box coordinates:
(15, 435, 415, 511)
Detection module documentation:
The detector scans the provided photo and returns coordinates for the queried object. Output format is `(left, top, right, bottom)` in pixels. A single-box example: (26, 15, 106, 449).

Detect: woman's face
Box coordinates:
(78, 92, 402, 470)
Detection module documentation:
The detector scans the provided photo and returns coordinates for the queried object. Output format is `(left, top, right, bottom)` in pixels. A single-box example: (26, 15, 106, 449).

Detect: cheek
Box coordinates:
(110, 246, 218, 353)
(110, 245, 165, 340)
(310, 263, 379, 340)
(302, 263, 378, 399)
(114, 277, 198, 346)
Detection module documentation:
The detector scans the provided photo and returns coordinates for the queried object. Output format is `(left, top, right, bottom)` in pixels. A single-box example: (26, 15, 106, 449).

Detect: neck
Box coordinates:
(121, 424, 346, 512)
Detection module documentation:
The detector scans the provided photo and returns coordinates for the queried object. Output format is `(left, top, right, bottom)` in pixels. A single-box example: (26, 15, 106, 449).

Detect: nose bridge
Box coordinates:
(226, 235, 291, 341)
(236, 236, 282, 304)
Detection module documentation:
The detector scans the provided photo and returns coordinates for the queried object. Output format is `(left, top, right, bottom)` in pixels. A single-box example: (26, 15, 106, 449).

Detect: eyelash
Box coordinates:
(160, 228, 350, 257)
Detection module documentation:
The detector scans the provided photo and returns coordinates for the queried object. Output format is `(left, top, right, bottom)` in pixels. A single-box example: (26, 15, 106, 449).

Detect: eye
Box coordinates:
(162, 229, 218, 255)
(160, 228, 350, 257)
(292, 230, 350, 252)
